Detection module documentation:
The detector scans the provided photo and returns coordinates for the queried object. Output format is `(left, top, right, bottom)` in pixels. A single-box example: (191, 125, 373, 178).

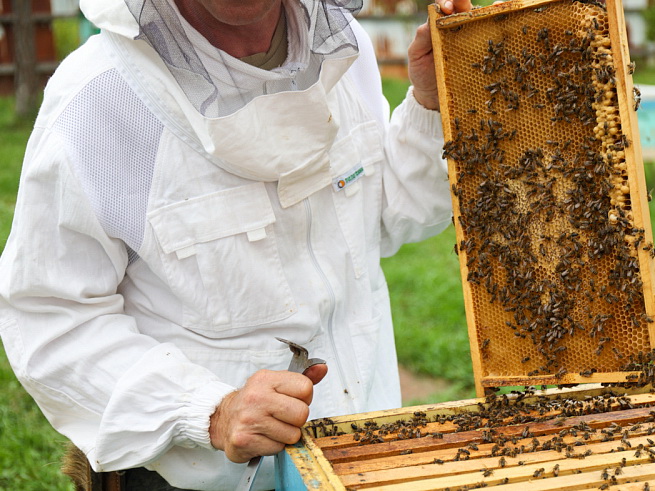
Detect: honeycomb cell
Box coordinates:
(435, 0, 652, 385)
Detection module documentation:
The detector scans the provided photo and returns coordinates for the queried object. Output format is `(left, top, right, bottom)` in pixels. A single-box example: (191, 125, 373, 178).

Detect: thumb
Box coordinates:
(303, 363, 328, 385)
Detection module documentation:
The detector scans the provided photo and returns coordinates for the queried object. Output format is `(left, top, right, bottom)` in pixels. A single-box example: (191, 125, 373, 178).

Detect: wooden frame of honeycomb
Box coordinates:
(429, 0, 655, 395)
(280, 385, 655, 489)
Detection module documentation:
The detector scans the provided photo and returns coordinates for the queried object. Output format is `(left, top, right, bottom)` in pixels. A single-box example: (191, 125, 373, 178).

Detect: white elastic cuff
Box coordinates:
(404, 86, 444, 136)
(182, 380, 235, 450)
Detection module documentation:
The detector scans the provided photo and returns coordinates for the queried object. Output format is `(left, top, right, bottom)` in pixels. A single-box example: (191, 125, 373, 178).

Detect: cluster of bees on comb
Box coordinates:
(440, 0, 653, 382)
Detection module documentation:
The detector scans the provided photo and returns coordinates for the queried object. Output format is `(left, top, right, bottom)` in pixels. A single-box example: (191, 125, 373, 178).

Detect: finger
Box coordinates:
(435, 0, 472, 14)
(270, 371, 314, 403)
(226, 432, 288, 463)
(408, 23, 432, 63)
(247, 369, 312, 401)
(452, 0, 473, 12)
(268, 392, 310, 428)
(435, 0, 455, 14)
(258, 415, 303, 446)
(303, 363, 328, 385)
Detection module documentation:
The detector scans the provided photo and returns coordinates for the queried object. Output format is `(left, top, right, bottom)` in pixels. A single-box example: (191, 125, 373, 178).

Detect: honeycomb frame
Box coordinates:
(429, 0, 655, 395)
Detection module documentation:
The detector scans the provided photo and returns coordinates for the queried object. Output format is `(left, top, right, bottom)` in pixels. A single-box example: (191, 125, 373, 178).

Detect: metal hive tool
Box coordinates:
(429, 0, 655, 393)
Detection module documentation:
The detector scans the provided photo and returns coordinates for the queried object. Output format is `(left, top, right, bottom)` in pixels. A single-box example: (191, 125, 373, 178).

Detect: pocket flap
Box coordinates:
(147, 183, 275, 255)
(329, 121, 384, 178)
(354, 121, 384, 167)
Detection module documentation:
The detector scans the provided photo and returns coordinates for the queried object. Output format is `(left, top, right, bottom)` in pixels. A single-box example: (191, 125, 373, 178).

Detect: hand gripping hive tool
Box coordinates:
(237, 337, 326, 490)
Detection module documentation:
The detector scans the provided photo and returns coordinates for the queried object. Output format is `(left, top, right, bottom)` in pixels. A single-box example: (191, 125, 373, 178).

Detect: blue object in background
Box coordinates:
(637, 85, 655, 162)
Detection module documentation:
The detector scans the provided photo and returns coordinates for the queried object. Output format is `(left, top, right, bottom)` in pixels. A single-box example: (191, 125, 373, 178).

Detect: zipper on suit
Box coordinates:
(304, 199, 354, 412)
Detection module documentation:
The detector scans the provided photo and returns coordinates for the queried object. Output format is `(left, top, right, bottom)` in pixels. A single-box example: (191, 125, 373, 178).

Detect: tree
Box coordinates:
(14, 0, 38, 117)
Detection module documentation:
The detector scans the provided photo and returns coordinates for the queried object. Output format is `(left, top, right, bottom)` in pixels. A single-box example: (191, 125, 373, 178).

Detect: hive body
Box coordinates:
(430, 0, 655, 392)
(282, 386, 655, 490)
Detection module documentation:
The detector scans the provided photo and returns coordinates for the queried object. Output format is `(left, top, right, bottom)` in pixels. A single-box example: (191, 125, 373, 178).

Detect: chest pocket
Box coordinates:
(147, 183, 296, 336)
(330, 121, 385, 279)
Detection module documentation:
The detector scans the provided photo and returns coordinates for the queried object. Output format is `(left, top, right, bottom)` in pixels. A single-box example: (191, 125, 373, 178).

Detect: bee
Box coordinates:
(482, 468, 494, 477)
(533, 468, 545, 478)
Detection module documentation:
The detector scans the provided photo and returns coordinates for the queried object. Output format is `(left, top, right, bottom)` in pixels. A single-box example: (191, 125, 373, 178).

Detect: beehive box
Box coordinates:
(276, 0, 655, 489)
(277, 386, 655, 490)
(430, 0, 655, 393)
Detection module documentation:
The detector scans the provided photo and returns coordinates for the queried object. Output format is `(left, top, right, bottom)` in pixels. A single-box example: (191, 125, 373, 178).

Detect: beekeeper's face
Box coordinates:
(192, 0, 282, 26)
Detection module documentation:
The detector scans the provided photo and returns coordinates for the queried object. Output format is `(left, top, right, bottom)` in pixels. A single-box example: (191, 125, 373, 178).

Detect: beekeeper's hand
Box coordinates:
(208, 365, 327, 462)
(408, 0, 473, 110)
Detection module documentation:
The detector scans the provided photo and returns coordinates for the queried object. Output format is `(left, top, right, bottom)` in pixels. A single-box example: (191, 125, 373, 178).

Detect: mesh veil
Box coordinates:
(123, 0, 363, 117)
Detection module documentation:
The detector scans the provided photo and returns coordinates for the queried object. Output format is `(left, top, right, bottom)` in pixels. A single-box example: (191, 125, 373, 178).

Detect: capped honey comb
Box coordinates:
(429, 0, 655, 393)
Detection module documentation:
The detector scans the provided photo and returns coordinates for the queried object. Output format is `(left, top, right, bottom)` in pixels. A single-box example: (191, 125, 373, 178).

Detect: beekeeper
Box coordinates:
(0, 0, 472, 489)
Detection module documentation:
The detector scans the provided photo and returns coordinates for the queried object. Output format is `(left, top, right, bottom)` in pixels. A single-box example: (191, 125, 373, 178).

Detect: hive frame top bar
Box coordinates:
(429, 0, 655, 395)
(432, 0, 574, 26)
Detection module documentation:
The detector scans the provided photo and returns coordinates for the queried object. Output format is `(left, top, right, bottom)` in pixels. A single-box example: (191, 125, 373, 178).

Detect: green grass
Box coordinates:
(382, 229, 476, 401)
(0, 351, 73, 490)
(634, 64, 655, 86)
(0, 98, 32, 251)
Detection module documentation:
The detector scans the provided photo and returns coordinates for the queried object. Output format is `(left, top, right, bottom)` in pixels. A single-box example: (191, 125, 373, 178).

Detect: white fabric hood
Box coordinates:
(80, 0, 139, 38)
(81, 0, 363, 207)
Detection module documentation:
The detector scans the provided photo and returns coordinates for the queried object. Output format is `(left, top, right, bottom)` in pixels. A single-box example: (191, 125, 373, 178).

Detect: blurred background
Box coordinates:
(1, 0, 655, 488)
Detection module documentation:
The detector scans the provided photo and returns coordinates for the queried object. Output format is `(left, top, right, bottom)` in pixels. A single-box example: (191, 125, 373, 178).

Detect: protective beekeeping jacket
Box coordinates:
(0, 0, 451, 489)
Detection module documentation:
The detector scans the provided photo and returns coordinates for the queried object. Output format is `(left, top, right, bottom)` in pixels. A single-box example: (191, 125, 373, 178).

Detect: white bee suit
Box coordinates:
(0, 0, 452, 489)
